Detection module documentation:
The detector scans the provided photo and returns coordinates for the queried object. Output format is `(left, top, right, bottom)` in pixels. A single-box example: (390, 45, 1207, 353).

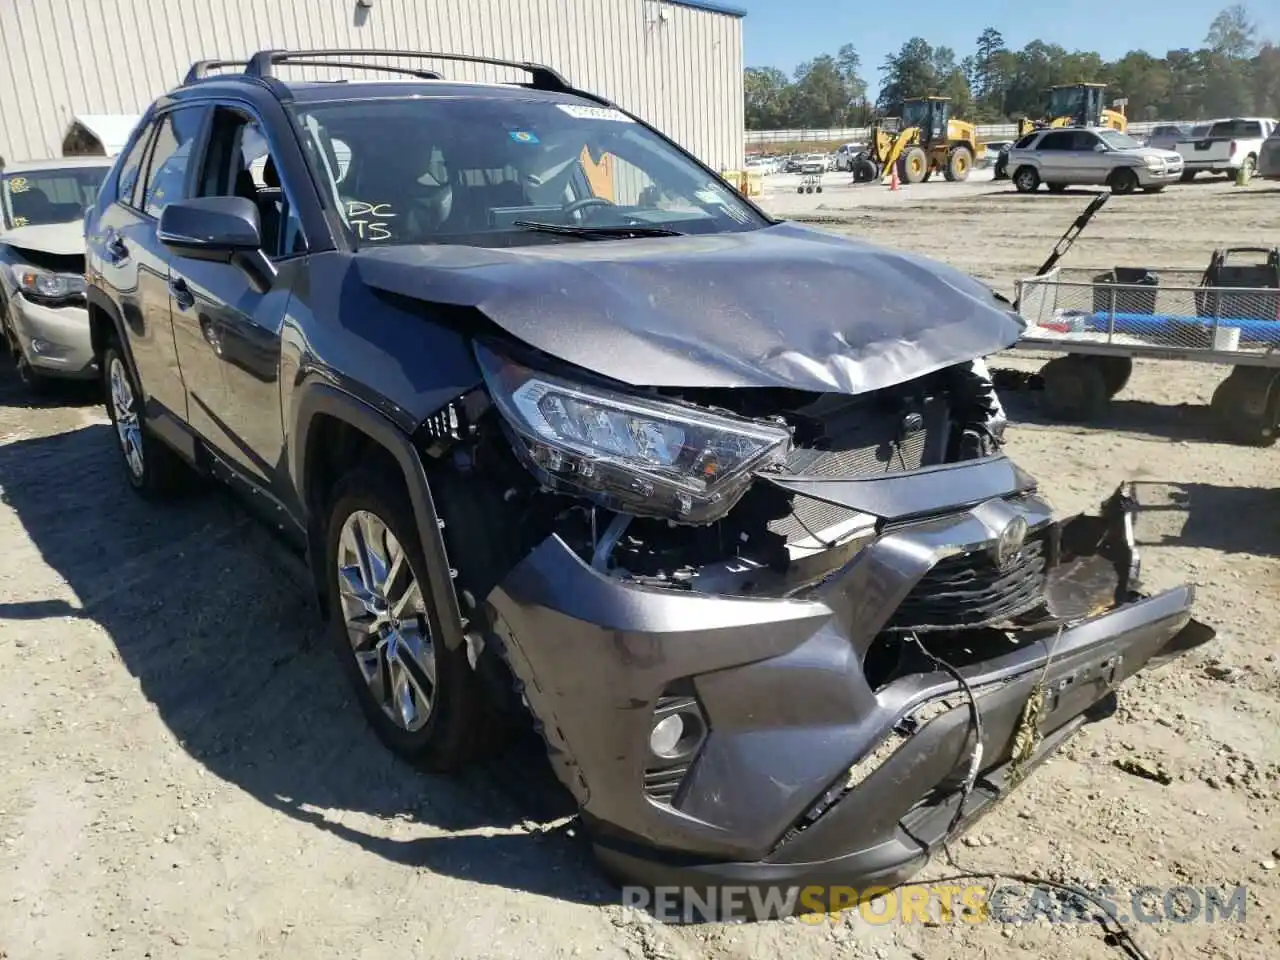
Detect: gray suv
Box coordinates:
(1007, 127, 1184, 194)
(82, 48, 1212, 907)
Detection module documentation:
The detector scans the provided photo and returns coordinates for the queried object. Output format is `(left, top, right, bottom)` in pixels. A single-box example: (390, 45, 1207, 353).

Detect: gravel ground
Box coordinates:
(1, 177, 1277, 960)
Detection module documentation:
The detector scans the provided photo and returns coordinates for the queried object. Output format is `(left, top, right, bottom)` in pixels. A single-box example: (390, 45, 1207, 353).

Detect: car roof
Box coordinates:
(171, 75, 607, 110)
(2, 155, 115, 173)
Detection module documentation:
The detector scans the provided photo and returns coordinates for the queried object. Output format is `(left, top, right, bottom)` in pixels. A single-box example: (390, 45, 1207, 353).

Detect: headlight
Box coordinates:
(8, 263, 86, 305)
(475, 342, 792, 523)
(1144, 155, 1163, 169)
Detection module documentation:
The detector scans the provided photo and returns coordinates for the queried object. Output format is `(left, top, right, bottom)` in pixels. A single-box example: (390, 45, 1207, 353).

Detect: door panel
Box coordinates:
(170, 256, 292, 486)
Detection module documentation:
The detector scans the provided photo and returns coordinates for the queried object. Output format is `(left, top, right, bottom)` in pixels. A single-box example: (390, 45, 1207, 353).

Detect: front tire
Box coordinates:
(1013, 166, 1040, 193)
(102, 342, 188, 498)
(1109, 168, 1139, 195)
(324, 468, 491, 770)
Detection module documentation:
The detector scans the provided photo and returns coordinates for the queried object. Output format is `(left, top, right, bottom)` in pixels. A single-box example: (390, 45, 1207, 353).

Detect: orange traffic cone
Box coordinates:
(889, 164, 899, 191)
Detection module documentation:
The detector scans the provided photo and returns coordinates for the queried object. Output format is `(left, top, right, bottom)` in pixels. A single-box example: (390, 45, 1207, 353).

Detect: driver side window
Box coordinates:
(194, 107, 305, 259)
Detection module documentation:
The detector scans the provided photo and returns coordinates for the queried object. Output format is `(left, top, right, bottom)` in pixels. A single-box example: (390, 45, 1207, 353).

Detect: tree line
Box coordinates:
(744, 5, 1280, 129)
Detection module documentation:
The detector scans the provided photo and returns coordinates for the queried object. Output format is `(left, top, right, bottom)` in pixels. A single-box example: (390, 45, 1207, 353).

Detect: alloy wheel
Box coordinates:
(336, 510, 436, 732)
(109, 356, 144, 479)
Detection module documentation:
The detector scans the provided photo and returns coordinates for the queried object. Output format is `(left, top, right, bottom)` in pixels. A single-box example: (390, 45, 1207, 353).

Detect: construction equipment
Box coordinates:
(1016, 82, 1128, 138)
(860, 96, 984, 185)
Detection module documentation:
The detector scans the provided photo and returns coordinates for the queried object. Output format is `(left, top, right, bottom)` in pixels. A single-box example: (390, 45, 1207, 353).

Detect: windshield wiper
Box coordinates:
(511, 220, 684, 239)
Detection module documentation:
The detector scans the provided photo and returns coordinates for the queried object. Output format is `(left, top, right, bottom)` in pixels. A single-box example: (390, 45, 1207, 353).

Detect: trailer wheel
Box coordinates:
(1179, 171, 1196, 183)
(1041, 356, 1110, 422)
(1210, 367, 1280, 446)
(815, 185, 823, 193)
(797, 186, 804, 194)
(1096, 356, 1133, 397)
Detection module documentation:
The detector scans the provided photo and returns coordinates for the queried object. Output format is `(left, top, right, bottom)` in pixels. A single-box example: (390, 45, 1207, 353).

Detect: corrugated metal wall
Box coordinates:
(0, 0, 744, 169)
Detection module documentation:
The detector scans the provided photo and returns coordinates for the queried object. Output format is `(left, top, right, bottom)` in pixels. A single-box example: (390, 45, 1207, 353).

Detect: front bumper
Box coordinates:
(7, 295, 96, 378)
(484, 464, 1212, 892)
(1136, 163, 1183, 185)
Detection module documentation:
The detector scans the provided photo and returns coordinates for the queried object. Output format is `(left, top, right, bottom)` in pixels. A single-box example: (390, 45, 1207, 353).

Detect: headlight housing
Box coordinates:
(8, 263, 86, 306)
(475, 342, 792, 523)
(1143, 155, 1164, 169)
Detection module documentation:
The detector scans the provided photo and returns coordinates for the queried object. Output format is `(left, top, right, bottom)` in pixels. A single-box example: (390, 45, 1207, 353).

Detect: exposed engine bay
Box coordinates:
(423, 344, 1140, 701)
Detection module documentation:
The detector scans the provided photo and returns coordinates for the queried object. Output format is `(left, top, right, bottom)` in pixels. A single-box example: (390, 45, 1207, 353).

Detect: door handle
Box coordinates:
(169, 277, 195, 310)
(106, 236, 129, 262)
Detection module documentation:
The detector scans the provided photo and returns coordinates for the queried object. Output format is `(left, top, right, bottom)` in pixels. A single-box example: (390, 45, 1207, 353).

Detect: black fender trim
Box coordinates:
(85, 287, 142, 393)
(292, 381, 467, 651)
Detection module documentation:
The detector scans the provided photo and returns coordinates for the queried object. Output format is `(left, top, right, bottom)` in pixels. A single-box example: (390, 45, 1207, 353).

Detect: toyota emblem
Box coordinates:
(992, 516, 1029, 570)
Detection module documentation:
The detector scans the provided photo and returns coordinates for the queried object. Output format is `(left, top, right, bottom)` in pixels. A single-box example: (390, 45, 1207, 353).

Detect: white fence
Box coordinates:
(746, 120, 1162, 147)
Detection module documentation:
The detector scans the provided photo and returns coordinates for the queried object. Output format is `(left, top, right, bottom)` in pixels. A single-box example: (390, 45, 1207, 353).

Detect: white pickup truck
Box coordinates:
(1175, 117, 1277, 180)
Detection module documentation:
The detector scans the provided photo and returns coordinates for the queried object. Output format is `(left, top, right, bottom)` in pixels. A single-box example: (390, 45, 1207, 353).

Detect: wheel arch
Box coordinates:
(292, 381, 466, 651)
(86, 288, 141, 387)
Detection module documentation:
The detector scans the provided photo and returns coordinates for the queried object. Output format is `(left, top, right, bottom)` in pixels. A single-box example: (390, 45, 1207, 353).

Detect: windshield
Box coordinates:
(1046, 86, 1087, 122)
(288, 96, 767, 247)
(900, 100, 928, 129)
(1098, 130, 1143, 150)
(1, 166, 108, 230)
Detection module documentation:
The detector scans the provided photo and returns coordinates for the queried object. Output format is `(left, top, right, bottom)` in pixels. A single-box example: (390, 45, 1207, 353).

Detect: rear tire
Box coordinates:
(944, 145, 973, 182)
(1013, 166, 1040, 193)
(324, 467, 493, 770)
(1109, 168, 1139, 195)
(102, 341, 189, 499)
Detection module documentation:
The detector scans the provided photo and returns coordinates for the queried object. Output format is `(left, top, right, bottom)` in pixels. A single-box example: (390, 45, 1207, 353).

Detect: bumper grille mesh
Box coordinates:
(889, 532, 1049, 630)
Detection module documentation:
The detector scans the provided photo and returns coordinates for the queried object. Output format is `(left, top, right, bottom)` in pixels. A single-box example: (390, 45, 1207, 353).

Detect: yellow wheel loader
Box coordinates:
(1015, 82, 1128, 137)
(860, 97, 984, 185)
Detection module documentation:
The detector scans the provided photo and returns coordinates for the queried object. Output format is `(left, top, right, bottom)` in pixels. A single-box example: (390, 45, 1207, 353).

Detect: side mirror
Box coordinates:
(157, 196, 263, 263)
(1093, 143, 1109, 153)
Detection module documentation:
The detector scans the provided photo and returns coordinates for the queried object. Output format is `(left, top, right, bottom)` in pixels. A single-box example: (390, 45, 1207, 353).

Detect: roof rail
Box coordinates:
(184, 59, 249, 84)
(271, 59, 443, 81)
(244, 48, 572, 92)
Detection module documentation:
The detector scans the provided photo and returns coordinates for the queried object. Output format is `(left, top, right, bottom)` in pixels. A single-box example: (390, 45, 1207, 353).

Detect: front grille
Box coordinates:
(888, 531, 1049, 631)
(780, 396, 950, 479)
(767, 493, 864, 543)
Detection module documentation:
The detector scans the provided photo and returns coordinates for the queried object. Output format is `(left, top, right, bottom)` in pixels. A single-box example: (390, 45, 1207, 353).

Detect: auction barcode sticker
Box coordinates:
(556, 104, 634, 122)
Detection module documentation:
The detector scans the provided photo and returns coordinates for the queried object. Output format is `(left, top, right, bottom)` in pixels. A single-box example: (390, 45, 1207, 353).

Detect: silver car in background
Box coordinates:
(1006, 127, 1184, 195)
(1, 157, 113, 392)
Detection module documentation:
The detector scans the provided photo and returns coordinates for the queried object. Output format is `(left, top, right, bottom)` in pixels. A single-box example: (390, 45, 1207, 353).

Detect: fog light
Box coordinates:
(649, 714, 684, 758)
(30, 338, 52, 355)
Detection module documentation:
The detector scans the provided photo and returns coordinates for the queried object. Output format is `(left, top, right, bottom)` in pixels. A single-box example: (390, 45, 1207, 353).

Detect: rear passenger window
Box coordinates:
(1038, 131, 1073, 151)
(141, 107, 208, 218)
(115, 123, 154, 207)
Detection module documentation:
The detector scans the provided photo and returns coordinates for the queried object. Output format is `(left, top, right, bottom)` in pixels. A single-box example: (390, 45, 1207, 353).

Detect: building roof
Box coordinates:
(667, 0, 747, 18)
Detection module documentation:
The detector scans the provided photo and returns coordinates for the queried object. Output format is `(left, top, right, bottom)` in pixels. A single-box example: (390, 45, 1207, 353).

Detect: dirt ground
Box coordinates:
(2, 177, 1278, 960)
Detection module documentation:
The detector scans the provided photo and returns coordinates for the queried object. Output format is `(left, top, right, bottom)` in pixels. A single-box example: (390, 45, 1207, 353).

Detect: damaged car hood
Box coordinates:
(354, 221, 1025, 395)
(0, 221, 85, 257)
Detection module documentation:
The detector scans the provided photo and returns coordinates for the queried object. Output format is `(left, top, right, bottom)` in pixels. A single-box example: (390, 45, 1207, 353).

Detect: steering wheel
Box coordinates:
(563, 196, 615, 221)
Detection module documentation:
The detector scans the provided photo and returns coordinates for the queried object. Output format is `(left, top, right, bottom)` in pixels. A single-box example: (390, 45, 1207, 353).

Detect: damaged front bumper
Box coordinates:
(482, 458, 1213, 894)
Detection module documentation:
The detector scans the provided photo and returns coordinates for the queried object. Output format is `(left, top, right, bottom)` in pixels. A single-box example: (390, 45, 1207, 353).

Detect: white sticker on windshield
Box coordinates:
(556, 104, 634, 123)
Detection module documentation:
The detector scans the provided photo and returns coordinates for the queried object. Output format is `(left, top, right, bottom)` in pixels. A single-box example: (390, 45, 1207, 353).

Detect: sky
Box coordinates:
(735, 0, 1280, 98)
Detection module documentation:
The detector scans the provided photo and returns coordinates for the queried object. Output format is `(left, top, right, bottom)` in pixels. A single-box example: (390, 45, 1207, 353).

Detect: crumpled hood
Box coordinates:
(0, 221, 85, 258)
(354, 220, 1025, 394)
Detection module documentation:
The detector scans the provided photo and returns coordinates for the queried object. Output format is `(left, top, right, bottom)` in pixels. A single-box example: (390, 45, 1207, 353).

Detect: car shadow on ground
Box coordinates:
(1127, 479, 1280, 557)
(992, 367, 1235, 443)
(0, 362, 101, 411)
(0, 422, 609, 906)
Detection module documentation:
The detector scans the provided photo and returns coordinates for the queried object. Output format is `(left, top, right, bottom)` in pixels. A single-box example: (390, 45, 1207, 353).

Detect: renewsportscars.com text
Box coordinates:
(621, 883, 1249, 925)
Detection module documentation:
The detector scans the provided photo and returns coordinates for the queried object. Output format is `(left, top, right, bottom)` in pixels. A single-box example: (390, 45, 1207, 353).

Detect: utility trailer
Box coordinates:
(1007, 194, 1280, 445)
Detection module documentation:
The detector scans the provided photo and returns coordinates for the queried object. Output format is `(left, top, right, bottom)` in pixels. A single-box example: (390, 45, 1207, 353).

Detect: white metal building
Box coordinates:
(0, 0, 745, 169)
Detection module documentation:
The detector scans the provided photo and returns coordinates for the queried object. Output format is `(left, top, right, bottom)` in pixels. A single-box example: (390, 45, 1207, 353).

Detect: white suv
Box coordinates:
(1005, 127, 1184, 195)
